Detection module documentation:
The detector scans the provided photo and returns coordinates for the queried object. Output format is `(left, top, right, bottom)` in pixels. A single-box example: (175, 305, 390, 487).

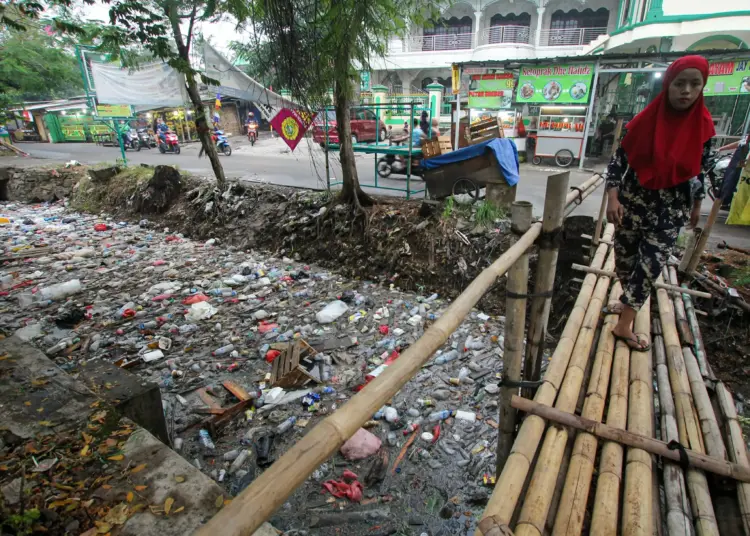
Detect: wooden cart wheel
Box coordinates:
(452, 178, 480, 203)
(532, 156, 542, 165)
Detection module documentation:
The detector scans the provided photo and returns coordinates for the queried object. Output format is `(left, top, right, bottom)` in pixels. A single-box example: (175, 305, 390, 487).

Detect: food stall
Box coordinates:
(467, 73, 526, 150)
(515, 63, 594, 167)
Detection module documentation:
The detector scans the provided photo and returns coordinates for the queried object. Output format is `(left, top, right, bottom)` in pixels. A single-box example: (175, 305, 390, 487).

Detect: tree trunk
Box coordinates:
(333, 67, 372, 208)
(164, 1, 227, 191)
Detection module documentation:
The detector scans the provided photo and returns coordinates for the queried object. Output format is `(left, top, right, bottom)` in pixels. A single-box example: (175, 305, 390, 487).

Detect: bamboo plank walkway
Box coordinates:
(478, 229, 750, 536)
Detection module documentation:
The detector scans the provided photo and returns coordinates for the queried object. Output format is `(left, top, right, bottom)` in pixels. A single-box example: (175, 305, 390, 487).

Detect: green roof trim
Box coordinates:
(611, 11, 750, 36)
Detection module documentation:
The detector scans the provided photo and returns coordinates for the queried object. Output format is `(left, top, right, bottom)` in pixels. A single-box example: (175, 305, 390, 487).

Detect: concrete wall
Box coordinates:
(0, 166, 83, 203)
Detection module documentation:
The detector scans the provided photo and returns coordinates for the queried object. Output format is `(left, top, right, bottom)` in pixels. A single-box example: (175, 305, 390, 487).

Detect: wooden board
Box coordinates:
(197, 388, 223, 411)
(223, 380, 251, 401)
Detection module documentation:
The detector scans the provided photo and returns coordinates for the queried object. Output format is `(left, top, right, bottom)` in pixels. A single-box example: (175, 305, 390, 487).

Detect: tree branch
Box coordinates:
(185, 4, 197, 53)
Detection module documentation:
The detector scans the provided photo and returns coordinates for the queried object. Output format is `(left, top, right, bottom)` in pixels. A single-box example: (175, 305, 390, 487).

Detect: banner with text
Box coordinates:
(468, 73, 514, 109)
(705, 60, 750, 96)
(516, 64, 595, 104)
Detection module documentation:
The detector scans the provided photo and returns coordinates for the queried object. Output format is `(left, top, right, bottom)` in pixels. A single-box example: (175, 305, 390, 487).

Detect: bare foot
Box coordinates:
(612, 325, 650, 350)
(603, 301, 625, 314)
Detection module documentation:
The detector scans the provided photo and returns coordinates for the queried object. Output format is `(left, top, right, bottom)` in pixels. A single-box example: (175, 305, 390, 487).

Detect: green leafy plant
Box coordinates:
(475, 201, 506, 226)
(442, 196, 454, 219)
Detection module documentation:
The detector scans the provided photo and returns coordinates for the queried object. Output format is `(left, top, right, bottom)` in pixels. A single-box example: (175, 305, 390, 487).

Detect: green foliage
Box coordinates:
(0, 25, 84, 112)
(4, 508, 41, 535)
(442, 196, 454, 219)
(475, 201, 506, 226)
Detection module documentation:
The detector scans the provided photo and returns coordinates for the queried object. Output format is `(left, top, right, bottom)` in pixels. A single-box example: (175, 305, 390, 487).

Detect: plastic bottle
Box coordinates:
(179, 324, 199, 334)
(403, 423, 420, 435)
(138, 321, 158, 330)
(384, 407, 399, 423)
(210, 288, 237, 297)
(198, 429, 215, 450)
(416, 398, 434, 408)
(276, 416, 297, 434)
(229, 449, 249, 474)
(315, 300, 349, 324)
(212, 344, 235, 356)
(407, 408, 420, 417)
(40, 279, 82, 301)
(434, 350, 459, 365)
(320, 386, 336, 395)
(428, 410, 454, 422)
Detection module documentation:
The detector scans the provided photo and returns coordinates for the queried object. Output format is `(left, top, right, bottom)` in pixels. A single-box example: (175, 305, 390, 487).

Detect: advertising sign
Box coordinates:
(270, 108, 317, 151)
(516, 64, 595, 104)
(468, 73, 514, 109)
(704, 60, 750, 96)
(95, 104, 132, 118)
(360, 71, 371, 91)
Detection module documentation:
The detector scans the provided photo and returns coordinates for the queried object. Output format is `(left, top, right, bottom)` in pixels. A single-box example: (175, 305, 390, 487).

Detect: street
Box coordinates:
(3, 135, 750, 249)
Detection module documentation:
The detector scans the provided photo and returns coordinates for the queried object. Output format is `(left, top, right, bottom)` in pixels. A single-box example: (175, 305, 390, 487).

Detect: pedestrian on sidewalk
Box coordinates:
(604, 55, 715, 350)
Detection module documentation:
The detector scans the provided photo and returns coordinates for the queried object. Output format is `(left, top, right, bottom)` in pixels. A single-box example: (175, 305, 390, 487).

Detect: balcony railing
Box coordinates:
(407, 32, 474, 52)
(538, 27, 607, 47)
(481, 26, 533, 46)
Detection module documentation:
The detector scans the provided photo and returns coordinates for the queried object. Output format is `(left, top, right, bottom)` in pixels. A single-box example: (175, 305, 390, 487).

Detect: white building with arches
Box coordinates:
(370, 0, 750, 94)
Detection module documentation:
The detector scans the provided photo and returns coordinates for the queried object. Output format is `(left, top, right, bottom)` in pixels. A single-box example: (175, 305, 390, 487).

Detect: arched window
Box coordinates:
(488, 13, 532, 44)
(548, 8, 608, 45)
(423, 16, 473, 50)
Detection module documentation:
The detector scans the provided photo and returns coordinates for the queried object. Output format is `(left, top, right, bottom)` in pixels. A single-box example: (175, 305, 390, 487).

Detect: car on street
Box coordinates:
(312, 109, 387, 146)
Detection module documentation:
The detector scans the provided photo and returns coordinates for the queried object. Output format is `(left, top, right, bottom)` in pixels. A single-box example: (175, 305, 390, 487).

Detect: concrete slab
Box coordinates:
(0, 337, 278, 536)
(76, 359, 171, 445)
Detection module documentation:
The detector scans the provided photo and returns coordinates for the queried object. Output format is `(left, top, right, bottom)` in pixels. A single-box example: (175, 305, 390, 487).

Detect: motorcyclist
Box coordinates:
(246, 112, 258, 135)
(155, 118, 169, 145)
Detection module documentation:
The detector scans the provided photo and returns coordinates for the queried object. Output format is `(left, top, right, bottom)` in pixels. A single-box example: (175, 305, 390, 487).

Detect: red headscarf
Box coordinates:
(621, 55, 715, 190)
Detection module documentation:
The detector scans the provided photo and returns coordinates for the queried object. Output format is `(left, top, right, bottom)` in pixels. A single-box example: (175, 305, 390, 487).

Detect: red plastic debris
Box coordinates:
(265, 350, 281, 363)
(165, 235, 180, 242)
(151, 293, 173, 302)
(121, 309, 137, 318)
(93, 223, 108, 231)
(258, 321, 279, 334)
(432, 424, 441, 443)
(182, 293, 210, 305)
(322, 470, 363, 502)
(378, 325, 389, 335)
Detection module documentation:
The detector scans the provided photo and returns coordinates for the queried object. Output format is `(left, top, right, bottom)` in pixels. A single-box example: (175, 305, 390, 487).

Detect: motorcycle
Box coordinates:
(137, 128, 156, 149)
(704, 150, 732, 200)
(247, 123, 258, 146)
(120, 129, 140, 151)
(158, 131, 181, 155)
(377, 154, 424, 178)
(213, 130, 232, 156)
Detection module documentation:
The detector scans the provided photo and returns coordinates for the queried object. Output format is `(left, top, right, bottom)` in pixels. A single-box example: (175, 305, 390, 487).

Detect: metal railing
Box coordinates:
(481, 25, 533, 46)
(539, 27, 607, 47)
(408, 32, 474, 51)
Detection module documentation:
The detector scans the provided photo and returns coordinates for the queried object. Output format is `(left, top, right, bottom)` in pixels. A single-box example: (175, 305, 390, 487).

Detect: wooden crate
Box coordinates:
(271, 339, 321, 388)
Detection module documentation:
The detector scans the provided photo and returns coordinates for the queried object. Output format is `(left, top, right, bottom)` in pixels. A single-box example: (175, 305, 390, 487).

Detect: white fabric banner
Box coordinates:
(91, 62, 189, 107)
(203, 43, 294, 108)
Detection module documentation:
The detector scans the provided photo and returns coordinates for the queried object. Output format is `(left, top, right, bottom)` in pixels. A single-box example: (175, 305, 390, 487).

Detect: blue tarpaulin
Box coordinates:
(423, 138, 520, 186)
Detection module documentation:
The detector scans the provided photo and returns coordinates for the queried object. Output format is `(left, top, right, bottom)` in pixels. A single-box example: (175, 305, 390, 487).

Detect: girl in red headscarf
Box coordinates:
(603, 55, 715, 350)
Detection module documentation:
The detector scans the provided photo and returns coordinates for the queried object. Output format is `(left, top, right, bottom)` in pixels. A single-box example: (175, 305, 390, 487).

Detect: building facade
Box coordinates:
(369, 0, 750, 94)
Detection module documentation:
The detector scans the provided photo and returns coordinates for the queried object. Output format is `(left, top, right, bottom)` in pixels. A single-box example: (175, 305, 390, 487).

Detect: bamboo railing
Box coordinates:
(196, 175, 604, 536)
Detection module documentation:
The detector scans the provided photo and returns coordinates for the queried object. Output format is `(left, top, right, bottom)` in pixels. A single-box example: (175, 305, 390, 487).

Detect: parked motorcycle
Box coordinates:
(704, 150, 732, 200)
(247, 123, 258, 146)
(158, 131, 181, 155)
(137, 128, 156, 149)
(213, 130, 232, 156)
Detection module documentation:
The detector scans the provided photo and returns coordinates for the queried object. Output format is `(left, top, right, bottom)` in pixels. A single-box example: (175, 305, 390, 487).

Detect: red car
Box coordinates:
(312, 109, 387, 146)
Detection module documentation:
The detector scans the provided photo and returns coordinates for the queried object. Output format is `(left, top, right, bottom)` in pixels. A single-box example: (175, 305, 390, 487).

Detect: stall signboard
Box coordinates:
(96, 104, 132, 117)
(704, 60, 750, 96)
(516, 64, 594, 104)
(468, 73, 514, 109)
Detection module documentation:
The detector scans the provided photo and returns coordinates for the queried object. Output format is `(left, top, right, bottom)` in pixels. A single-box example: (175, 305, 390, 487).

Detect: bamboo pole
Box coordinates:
(564, 178, 605, 217)
(716, 381, 750, 534)
(589, 317, 632, 535)
(198, 176, 605, 536)
(570, 264, 712, 299)
(524, 171, 571, 399)
(476, 224, 616, 536)
(551, 282, 621, 536)
(591, 186, 608, 256)
(513, 250, 616, 536)
(668, 266, 694, 346)
(656, 279, 720, 536)
(509, 396, 750, 483)
(498, 201, 534, 472)
(682, 346, 727, 459)
(682, 291, 713, 380)
(679, 227, 701, 272)
(622, 302, 653, 536)
(685, 198, 723, 276)
(653, 318, 694, 536)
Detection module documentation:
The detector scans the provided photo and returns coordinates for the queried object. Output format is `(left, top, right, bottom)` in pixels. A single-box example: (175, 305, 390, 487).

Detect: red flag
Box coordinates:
(270, 108, 317, 151)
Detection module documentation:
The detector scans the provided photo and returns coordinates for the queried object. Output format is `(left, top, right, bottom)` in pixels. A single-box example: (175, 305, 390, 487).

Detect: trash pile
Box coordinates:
(1, 201, 514, 534)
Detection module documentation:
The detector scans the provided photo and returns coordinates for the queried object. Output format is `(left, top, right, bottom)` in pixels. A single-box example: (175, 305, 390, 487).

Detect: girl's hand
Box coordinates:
(606, 190, 623, 226)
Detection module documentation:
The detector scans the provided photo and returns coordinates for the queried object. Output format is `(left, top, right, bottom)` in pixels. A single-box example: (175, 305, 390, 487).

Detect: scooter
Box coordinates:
(158, 131, 180, 155)
(247, 123, 258, 146)
(377, 154, 424, 178)
(704, 150, 732, 200)
(137, 128, 156, 149)
(213, 130, 232, 156)
(120, 129, 140, 151)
